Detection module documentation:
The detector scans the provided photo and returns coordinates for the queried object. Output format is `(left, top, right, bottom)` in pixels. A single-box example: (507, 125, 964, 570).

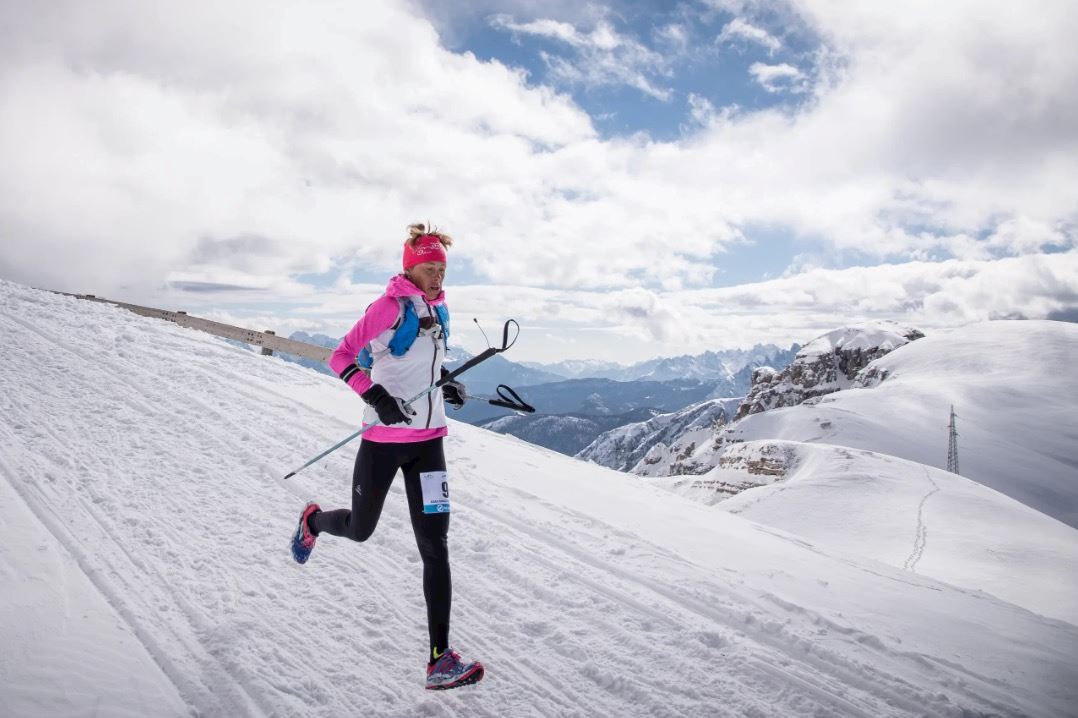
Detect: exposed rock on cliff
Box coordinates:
(734, 322, 924, 420)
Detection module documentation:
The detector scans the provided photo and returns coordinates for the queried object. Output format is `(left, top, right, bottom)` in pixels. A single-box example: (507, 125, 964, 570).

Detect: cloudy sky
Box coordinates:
(1, 0, 1076, 363)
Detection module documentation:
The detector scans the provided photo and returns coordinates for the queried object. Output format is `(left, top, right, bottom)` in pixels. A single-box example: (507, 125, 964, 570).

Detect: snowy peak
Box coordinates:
(520, 357, 628, 379)
(797, 321, 922, 358)
(524, 344, 796, 383)
(735, 321, 924, 420)
(625, 344, 794, 383)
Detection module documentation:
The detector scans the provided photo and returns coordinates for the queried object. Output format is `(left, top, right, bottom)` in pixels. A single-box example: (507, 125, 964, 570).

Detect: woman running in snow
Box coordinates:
(290, 224, 481, 691)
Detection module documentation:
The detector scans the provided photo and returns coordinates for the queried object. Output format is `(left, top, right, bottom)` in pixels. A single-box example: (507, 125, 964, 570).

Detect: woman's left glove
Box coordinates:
(440, 366, 467, 408)
(361, 383, 416, 425)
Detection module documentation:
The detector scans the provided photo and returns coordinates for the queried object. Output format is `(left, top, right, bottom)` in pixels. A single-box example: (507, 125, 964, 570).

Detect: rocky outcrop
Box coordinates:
(734, 322, 924, 420)
(650, 442, 798, 505)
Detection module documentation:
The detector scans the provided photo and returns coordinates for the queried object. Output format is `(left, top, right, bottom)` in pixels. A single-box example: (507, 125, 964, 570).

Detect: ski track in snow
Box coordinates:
(1, 287, 1073, 717)
(454, 475, 1037, 718)
(902, 468, 940, 573)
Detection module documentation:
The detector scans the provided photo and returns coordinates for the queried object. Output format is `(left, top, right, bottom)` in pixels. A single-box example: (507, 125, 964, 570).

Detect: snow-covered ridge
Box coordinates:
(1, 279, 1076, 717)
(576, 397, 741, 473)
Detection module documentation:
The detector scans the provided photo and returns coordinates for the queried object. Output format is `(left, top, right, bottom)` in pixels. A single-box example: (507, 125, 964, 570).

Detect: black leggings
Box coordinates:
(311, 437, 451, 656)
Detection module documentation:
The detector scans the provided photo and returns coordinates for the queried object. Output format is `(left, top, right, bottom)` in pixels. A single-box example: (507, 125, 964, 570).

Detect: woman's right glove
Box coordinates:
(440, 366, 467, 409)
(361, 383, 416, 425)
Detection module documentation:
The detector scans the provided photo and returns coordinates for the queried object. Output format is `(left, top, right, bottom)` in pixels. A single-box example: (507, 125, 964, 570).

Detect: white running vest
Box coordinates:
(364, 296, 447, 430)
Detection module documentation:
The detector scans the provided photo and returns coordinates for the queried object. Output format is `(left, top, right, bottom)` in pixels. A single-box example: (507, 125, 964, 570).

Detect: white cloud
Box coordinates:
(170, 251, 1078, 363)
(655, 23, 690, 52)
(686, 93, 718, 127)
(718, 18, 782, 53)
(491, 17, 584, 46)
(748, 61, 807, 93)
(1, 0, 1077, 362)
(489, 14, 674, 100)
(645, 251, 1078, 358)
(0, 0, 595, 294)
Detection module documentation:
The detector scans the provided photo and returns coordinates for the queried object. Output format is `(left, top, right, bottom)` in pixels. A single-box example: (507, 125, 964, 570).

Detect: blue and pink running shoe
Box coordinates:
(425, 648, 485, 690)
(290, 502, 320, 564)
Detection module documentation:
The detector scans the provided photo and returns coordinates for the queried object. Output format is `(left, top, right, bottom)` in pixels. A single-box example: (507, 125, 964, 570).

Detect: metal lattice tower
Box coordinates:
(946, 405, 960, 475)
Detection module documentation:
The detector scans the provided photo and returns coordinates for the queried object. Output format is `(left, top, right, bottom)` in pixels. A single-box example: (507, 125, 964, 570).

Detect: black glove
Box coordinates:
(440, 366, 467, 409)
(361, 383, 416, 425)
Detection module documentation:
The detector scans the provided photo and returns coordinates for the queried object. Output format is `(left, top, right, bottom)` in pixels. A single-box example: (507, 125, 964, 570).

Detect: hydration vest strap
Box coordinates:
(434, 304, 450, 349)
(387, 299, 420, 356)
(358, 297, 450, 370)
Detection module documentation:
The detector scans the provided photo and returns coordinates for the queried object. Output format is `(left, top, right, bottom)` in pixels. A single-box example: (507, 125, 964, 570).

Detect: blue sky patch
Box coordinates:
(440, 2, 820, 141)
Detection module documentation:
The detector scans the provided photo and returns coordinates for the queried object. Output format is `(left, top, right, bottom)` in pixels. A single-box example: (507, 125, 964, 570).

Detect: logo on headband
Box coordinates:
(404, 236, 447, 269)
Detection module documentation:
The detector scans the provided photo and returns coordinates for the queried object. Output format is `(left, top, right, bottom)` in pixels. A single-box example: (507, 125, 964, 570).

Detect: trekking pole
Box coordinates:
(283, 319, 521, 480)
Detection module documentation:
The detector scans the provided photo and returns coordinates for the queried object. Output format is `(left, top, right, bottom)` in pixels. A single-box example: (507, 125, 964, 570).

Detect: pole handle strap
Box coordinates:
(488, 384, 535, 413)
(436, 319, 519, 387)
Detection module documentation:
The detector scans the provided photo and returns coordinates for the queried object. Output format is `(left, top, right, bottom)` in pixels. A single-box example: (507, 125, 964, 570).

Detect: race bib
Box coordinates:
(420, 471, 451, 514)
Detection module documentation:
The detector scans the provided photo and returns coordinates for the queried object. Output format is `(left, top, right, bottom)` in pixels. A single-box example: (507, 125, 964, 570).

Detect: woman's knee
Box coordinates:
(415, 532, 449, 563)
(348, 517, 379, 543)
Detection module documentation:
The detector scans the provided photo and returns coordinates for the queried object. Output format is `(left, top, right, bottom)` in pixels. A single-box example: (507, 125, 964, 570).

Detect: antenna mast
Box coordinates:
(946, 405, 960, 475)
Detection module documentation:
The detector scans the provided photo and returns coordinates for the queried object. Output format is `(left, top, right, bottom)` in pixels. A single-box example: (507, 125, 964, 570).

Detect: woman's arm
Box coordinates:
(327, 296, 400, 397)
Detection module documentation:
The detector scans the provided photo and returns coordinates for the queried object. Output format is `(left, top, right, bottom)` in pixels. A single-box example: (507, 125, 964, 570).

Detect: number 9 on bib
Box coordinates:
(420, 471, 450, 514)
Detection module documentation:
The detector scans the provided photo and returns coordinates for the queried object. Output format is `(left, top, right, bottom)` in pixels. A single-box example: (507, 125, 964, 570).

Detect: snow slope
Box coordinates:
(654, 440, 1078, 625)
(1, 280, 1077, 717)
(0, 475, 188, 717)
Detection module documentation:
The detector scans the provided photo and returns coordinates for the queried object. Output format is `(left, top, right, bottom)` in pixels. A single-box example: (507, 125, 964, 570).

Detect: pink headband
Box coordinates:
(403, 235, 447, 270)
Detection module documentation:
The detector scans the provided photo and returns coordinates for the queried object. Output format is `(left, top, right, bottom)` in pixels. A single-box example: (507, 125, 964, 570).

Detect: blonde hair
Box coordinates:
(406, 222, 453, 250)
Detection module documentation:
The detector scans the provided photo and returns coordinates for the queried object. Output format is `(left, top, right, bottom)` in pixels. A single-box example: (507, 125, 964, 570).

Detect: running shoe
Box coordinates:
(425, 648, 485, 690)
(290, 502, 320, 564)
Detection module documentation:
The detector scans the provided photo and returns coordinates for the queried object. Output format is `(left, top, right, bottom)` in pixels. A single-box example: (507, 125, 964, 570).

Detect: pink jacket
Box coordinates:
(328, 275, 449, 443)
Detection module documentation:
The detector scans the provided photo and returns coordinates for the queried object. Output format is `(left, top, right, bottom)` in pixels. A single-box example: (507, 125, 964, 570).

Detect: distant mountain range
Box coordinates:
(290, 331, 339, 348)
(280, 332, 338, 377)
(519, 358, 627, 379)
(521, 344, 798, 383)
(479, 407, 664, 456)
(450, 376, 719, 424)
(449, 343, 798, 455)
(443, 348, 564, 395)
(286, 329, 800, 456)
